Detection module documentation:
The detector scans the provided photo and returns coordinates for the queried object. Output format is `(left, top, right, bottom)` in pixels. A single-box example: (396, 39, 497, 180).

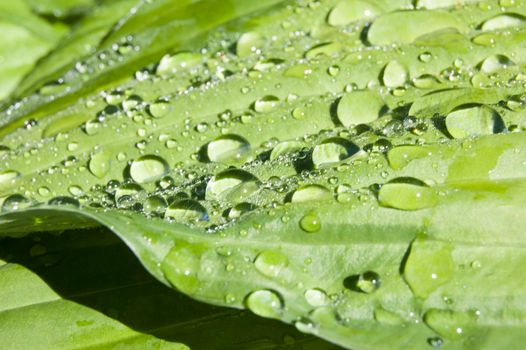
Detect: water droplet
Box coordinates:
(246, 290, 283, 319)
(481, 13, 526, 31)
(2, 194, 31, 212)
(344, 271, 381, 294)
(424, 309, 476, 339)
(228, 202, 257, 219)
(0, 170, 19, 185)
(312, 138, 359, 168)
(337, 91, 384, 126)
(445, 105, 503, 139)
(327, 65, 340, 77)
(270, 141, 306, 160)
(292, 185, 332, 203)
(84, 120, 101, 135)
(143, 195, 168, 215)
(304, 289, 329, 307)
(327, 0, 378, 26)
(387, 145, 432, 170)
(207, 134, 251, 164)
(48, 196, 80, 207)
(479, 54, 515, 74)
(68, 185, 84, 197)
(130, 155, 169, 184)
(299, 212, 321, 233)
(254, 250, 289, 278)
(206, 169, 260, 202)
(305, 42, 341, 58)
(157, 52, 201, 76)
(165, 199, 208, 222)
(254, 95, 280, 113)
(161, 241, 206, 294)
(88, 152, 111, 178)
(284, 64, 313, 78)
(382, 60, 407, 88)
(427, 337, 443, 348)
(237, 32, 264, 57)
(419, 52, 432, 63)
(149, 102, 170, 118)
(403, 238, 455, 298)
(378, 181, 438, 211)
(38, 187, 51, 197)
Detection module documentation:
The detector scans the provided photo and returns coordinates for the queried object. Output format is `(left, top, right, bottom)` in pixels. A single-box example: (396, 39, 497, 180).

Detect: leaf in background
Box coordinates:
(0, 1, 66, 101)
(0, 227, 339, 349)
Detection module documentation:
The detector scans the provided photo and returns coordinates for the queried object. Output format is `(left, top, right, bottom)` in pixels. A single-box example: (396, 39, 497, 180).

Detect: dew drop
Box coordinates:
(344, 271, 381, 294)
(161, 241, 206, 294)
(165, 199, 208, 222)
(336, 90, 384, 127)
(130, 155, 169, 184)
(246, 290, 283, 319)
(254, 250, 289, 278)
(312, 138, 359, 168)
(327, 0, 378, 26)
(382, 60, 407, 88)
(378, 180, 438, 211)
(292, 185, 332, 203)
(481, 13, 526, 31)
(2, 194, 31, 212)
(445, 105, 502, 139)
(254, 95, 280, 113)
(88, 152, 111, 178)
(304, 289, 329, 307)
(207, 134, 251, 164)
(149, 102, 170, 118)
(206, 169, 260, 202)
(299, 212, 322, 233)
(0, 170, 19, 185)
(237, 32, 264, 57)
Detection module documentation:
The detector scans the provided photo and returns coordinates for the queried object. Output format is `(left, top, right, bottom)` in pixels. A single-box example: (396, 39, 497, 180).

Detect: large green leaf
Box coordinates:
(2, 0, 526, 349)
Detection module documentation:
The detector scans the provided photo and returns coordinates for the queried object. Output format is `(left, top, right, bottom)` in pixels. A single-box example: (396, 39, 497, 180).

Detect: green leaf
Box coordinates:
(2, 0, 526, 349)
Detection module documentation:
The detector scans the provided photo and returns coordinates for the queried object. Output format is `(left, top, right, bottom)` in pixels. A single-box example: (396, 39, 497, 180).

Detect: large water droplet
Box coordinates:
(327, 0, 379, 26)
(304, 288, 329, 307)
(254, 95, 280, 113)
(246, 290, 283, 319)
(337, 91, 384, 126)
(206, 169, 260, 202)
(424, 309, 477, 339)
(299, 211, 322, 233)
(403, 238, 455, 298)
(237, 32, 264, 57)
(0, 170, 19, 185)
(207, 134, 251, 164)
(378, 180, 438, 211)
(88, 152, 111, 178)
(312, 138, 359, 168)
(481, 13, 526, 31)
(157, 52, 201, 76)
(143, 195, 168, 215)
(161, 241, 206, 294)
(2, 194, 31, 212)
(382, 60, 407, 88)
(479, 54, 515, 74)
(130, 155, 169, 184)
(344, 271, 381, 294)
(387, 145, 432, 170)
(254, 250, 289, 278)
(270, 141, 306, 160)
(292, 185, 332, 203)
(149, 102, 170, 118)
(165, 199, 208, 222)
(445, 105, 503, 139)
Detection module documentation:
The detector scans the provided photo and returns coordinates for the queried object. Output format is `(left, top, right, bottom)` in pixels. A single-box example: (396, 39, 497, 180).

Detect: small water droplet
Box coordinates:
(246, 290, 283, 319)
(254, 250, 289, 278)
(299, 212, 321, 233)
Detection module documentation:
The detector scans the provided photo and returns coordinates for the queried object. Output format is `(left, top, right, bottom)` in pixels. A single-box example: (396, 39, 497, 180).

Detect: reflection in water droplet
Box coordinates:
(130, 155, 169, 184)
(207, 134, 251, 164)
(246, 290, 283, 319)
(254, 250, 289, 278)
